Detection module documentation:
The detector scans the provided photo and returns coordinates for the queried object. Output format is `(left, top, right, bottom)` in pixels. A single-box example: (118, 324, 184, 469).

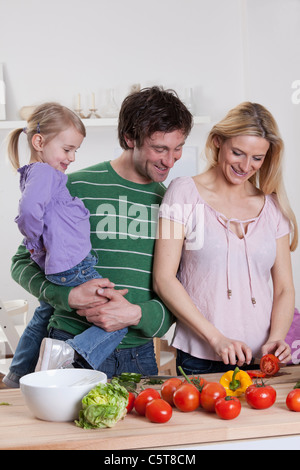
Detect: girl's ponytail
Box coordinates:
(7, 102, 86, 172)
(7, 128, 24, 170)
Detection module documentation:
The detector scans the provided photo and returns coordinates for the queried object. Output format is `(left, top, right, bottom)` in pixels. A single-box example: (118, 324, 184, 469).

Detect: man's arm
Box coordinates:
(11, 244, 73, 310)
(11, 244, 115, 311)
(76, 288, 175, 339)
(134, 295, 175, 339)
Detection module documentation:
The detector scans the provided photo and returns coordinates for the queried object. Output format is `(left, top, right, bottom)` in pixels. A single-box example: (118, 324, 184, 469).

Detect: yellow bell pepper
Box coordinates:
(220, 367, 253, 397)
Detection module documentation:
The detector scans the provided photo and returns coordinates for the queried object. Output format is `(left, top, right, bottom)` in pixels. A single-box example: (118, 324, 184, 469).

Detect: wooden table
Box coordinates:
(1, 365, 300, 450)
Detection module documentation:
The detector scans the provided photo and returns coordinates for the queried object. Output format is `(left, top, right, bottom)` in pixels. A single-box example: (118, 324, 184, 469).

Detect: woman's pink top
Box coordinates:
(159, 176, 291, 361)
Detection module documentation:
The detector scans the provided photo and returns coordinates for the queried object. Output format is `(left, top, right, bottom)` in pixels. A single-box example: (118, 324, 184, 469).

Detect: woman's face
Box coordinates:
(215, 135, 270, 185)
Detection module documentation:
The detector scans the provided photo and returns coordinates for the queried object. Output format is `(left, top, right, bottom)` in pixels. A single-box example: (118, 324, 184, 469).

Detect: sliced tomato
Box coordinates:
(260, 354, 280, 376)
(247, 370, 266, 379)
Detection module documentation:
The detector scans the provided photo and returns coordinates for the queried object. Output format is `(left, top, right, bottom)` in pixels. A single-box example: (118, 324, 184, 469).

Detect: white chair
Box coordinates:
(0, 299, 28, 374)
(154, 337, 177, 376)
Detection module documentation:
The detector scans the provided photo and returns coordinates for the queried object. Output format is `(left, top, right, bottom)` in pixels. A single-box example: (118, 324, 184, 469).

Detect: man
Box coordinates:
(5, 86, 193, 384)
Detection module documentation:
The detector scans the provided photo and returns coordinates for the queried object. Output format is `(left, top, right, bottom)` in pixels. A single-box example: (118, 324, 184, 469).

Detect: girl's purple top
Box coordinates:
(15, 162, 91, 275)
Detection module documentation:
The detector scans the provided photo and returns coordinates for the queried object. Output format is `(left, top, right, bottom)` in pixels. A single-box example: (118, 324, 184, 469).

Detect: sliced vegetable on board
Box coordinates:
(260, 354, 280, 376)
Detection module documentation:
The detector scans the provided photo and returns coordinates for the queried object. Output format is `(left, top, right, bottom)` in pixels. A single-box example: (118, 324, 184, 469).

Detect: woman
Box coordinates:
(153, 102, 298, 374)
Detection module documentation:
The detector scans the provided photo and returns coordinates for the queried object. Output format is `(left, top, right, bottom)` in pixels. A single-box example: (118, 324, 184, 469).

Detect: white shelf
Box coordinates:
(0, 115, 210, 130)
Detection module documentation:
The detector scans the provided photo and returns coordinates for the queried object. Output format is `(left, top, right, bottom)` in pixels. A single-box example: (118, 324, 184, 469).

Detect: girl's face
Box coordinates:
(215, 135, 270, 185)
(37, 126, 84, 173)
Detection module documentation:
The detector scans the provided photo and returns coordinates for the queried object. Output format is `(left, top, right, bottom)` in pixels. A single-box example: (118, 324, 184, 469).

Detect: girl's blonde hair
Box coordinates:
(205, 101, 298, 251)
(7, 102, 86, 171)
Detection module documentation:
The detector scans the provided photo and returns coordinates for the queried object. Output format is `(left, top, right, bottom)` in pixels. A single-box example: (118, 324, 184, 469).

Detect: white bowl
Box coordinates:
(20, 369, 107, 422)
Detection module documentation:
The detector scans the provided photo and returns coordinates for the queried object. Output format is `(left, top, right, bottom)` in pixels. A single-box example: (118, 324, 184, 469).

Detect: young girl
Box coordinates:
(3, 102, 127, 388)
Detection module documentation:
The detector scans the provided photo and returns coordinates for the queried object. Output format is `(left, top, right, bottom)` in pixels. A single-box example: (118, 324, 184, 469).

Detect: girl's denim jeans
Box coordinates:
(50, 327, 158, 379)
(5, 252, 127, 385)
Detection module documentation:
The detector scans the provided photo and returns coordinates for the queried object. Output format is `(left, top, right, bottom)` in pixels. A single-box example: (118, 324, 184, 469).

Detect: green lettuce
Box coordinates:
(75, 382, 129, 429)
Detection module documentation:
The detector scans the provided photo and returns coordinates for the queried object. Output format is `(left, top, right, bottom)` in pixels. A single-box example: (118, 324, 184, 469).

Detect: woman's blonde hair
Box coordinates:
(205, 101, 298, 251)
(7, 102, 86, 171)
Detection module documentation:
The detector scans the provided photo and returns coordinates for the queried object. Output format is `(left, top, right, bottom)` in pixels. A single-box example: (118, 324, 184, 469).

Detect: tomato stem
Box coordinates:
(294, 380, 300, 389)
(178, 366, 192, 384)
(224, 395, 236, 402)
(229, 367, 241, 391)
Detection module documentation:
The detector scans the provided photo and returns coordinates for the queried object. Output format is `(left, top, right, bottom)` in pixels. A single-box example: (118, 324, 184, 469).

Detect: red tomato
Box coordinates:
(200, 382, 227, 412)
(215, 396, 242, 420)
(245, 383, 276, 409)
(247, 370, 266, 379)
(145, 398, 173, 423)
(173, 383, 200, 412)
(161, 378, 183, 406)
(134, 388, 161, 416)
(286, 389, 300, 412)
(126, 392, 135, 413)
(260, 354, 280, 376)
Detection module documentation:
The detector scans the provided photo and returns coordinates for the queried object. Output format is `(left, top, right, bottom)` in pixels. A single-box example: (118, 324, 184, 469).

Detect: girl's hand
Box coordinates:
(210, 334, 253, 367)
(261, 340, 291, 364)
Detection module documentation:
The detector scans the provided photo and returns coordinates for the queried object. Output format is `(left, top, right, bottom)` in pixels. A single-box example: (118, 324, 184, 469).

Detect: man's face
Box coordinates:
(131, 129, 187, 183)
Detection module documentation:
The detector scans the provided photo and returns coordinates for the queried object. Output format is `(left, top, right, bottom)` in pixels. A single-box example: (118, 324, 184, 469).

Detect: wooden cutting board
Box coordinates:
(0, 365, 300, 450)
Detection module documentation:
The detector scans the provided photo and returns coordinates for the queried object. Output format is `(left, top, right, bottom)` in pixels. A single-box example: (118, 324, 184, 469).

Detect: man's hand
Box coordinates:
(68, 278, 117, 310)
(76, 288, 141, 332)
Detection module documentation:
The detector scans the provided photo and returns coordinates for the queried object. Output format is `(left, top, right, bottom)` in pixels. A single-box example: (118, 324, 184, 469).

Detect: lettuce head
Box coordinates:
(75, 382, 129, 429)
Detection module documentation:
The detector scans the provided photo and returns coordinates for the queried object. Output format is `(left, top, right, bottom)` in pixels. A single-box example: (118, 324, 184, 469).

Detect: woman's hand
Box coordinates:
(210, 334, 253, 367)
(261, 339, 291, 364)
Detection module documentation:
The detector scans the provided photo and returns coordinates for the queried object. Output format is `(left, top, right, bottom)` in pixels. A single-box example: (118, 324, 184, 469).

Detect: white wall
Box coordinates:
(0, 0, 299, 316)
(243, 0, 300, 306)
